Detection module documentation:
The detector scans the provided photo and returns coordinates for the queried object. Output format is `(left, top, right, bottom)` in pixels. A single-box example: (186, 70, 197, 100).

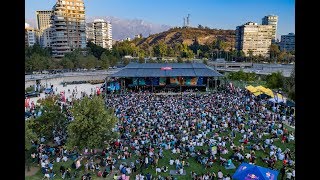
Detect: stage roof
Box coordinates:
(109, 63, 224, 77)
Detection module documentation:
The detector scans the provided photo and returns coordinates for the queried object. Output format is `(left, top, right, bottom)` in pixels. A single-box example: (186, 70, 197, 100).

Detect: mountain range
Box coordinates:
(25, 16, 172, 40)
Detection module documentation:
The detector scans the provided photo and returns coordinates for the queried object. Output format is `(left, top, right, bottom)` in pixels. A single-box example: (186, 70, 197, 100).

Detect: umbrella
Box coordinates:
(233, 162, 279, 180)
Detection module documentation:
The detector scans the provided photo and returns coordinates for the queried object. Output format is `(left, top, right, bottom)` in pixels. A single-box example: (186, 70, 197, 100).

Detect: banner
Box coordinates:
(132, 78, 138, 86)
(115, 82, 120, 90)
(190, 77, 198, 86)
(161, 67, 172, 70)
(138, 78, 146, 86)
(170, 77, 179, 85)
(197, 77, 204, 85)
(159, 77, 166, 85)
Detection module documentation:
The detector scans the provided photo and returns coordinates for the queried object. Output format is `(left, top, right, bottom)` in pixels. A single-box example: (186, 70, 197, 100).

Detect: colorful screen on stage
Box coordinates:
(159, 77, 166, 85)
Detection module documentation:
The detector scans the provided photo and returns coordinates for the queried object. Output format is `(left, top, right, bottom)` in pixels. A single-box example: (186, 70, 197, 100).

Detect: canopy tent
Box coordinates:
(255, 86, 274, 97)
(253, 91, 263, 96)
(245, 85, 258, 93)
(232, 163, 279, 180)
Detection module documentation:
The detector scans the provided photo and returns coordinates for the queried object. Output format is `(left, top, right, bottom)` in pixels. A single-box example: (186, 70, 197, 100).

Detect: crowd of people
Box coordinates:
(27, 84, 295, 179)
(104, 86, 295, 179)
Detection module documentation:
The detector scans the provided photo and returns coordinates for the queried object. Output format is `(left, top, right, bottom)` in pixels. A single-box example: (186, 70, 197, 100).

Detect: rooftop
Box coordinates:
(109, 63, 224, 78)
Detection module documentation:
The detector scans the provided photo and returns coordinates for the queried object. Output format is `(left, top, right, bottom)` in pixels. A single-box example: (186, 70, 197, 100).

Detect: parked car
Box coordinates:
(44, 88, 54, 94)
(25, 91, 40, 98)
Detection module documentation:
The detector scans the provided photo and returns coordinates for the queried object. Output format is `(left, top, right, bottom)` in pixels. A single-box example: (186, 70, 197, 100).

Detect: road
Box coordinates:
(213, 63, 294, 77)
(25, 69, 122, 81)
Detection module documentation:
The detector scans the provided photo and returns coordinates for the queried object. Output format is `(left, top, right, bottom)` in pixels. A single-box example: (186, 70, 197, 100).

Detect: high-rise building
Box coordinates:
(93, 19, 112, 50)
(36, 10, 52, 30)
(36, 10, 52, 48)
(25, 23, 39, 47)
(262, 15, 278, 42)
(280, 33, 295, 52)
(86, 23, 94, 42)
(50, 0, 86, 58)
(235, 22, 273, 57)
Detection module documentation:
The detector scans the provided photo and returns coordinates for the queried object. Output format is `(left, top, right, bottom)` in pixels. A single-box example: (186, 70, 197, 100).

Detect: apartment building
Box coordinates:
(50, 0, 86, 58)
(235, 22, 273, 57)
(280, 33, 295, 52)
(93, 19, 112, 50)
(262, 15, 278, 42)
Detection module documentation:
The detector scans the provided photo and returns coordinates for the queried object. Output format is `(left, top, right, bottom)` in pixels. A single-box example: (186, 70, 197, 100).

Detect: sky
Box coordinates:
(25, 0, 295, 39)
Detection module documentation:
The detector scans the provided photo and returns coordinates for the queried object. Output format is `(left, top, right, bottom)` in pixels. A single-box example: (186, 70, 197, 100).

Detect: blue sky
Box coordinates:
(25, 0, 295, 38)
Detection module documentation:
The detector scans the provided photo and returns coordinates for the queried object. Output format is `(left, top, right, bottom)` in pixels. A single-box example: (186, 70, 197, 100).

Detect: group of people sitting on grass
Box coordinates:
(28, 84, 295, 179)
(104, 85, 295, 179)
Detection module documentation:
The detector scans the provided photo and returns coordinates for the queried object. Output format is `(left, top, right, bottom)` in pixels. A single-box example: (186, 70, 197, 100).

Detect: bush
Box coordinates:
(25, 86, 34, 93)
(265, 72, 285, 89)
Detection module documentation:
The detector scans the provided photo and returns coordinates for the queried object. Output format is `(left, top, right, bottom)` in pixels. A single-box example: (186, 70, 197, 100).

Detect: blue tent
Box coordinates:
(232, 163, 279, 180)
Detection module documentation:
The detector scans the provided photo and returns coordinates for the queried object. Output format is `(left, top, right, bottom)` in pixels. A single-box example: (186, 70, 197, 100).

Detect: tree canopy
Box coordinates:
(28, 96, 68, 141)
(266, 72, 285, 89)
(66, 96, 118, 150)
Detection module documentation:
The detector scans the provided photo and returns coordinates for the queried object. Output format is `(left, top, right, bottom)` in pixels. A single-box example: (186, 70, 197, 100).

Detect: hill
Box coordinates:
(134, 27, 236, 50)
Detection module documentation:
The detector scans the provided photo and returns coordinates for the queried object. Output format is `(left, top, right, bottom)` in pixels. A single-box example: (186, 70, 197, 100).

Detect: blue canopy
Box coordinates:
(232, 163, 279, 180)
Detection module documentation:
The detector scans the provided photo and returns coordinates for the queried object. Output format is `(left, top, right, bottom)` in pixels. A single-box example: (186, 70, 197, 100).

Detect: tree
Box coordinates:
(285, 67, 295, 100)
(138, 56, 145, 63)
(85, 55, 98, 69)
(100, 52, 110, 69)
(269, 44, 280, 61)
(66, 96, 118, 150)
(216, 39, 227, 51)
(60, 57, 74, 69)
(203, 59, 208, 65)
(87, 41, 107, 59)
(247, 49, 254, 62)
(123, 58, 130, 65)
(177, 56, 183, 63)
(278, 51, 289, 64)
(25, 120, 38, 151)
(29, 96, 68, 141)
(153, 41, 167, 57)
(266, 72, 285, 89)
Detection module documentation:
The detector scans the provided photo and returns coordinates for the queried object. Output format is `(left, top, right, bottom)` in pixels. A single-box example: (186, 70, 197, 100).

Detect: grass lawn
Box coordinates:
(26, 129, 294, 180)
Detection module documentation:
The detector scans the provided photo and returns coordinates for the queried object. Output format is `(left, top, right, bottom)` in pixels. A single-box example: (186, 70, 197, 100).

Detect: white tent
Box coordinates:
(268, 93, 286, 103)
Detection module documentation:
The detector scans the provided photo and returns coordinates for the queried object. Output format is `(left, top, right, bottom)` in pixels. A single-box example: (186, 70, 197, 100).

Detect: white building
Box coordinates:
(235, 22, 273, 57)
(86, 23, 94, 42)
(262, 15, 278, 42)
(134, 34, 142, 39)
(93, 19, 112, 50)
(25, 23, 39, 47)
(36, 10, 52, 48)
(280, 33, 295, 52)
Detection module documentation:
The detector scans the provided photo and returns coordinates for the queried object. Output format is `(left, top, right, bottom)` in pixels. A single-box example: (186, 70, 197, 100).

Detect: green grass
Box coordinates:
(27, 134, 295, 180)
(26, 114, 294, 180)
(26, 161, 73, 180)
